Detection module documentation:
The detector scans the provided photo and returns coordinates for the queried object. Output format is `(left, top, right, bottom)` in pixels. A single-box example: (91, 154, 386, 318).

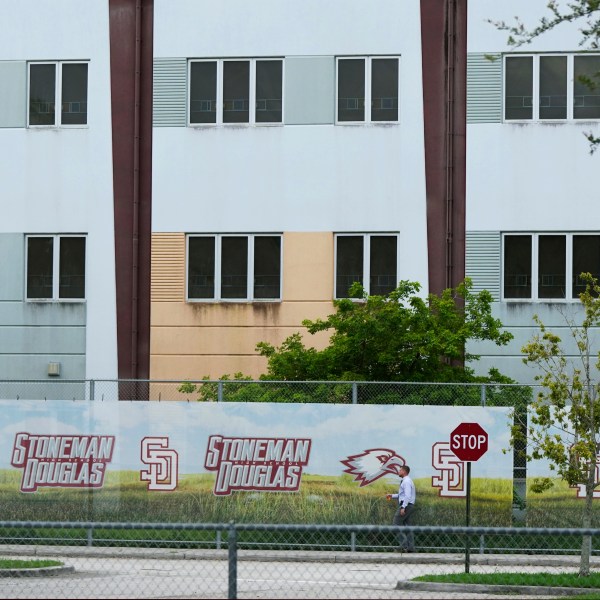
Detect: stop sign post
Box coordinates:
(449, 422, 489, 574)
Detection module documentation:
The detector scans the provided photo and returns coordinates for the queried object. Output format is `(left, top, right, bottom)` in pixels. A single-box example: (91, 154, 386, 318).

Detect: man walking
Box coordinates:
(386, 465, 416, 552)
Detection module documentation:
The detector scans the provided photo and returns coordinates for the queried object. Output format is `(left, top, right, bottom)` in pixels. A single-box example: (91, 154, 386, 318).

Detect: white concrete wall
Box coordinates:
(468, 0, 600, 232)
(0, 0, 118, 379)
(467, 123, 599, 231)
(155, 0, 418, 58)
(469, 0, 592, 54)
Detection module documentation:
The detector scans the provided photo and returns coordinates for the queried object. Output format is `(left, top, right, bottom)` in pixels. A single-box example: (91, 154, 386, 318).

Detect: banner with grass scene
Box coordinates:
(0, 399, 581, 528)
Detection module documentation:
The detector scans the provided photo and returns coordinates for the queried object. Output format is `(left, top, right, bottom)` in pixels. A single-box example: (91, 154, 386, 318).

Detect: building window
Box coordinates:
(187, 234, 281, 301)
(189, 59, 283, 126)
(574, 56, 600, 119)
(574, 235, 600, 295)
(335, 234, 398, 298)
(503, 233, 600, 300)
(336, 57, 399, 124)
(504, 54, 600, 121)
(28, 62, 88, 127)
(26, 235, 86, 300)
(189, 62, 217, 124)
(256, 60, 283, 123)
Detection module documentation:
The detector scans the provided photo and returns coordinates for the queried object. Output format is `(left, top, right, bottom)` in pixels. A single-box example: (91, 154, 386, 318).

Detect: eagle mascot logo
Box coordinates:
(341, 448, 405, 487)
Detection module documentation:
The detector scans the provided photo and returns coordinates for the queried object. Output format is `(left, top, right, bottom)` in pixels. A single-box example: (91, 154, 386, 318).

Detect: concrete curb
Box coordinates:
(396, 581, 600, 597)
(0, 565, 75, 578)
(1, 545, 599, 567)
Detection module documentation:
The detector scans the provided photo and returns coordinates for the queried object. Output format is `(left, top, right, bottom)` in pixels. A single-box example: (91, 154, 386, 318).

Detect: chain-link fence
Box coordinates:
(1, 380, 579, 598)
(0, 379, 536, 406)
(0, 522, 599, 599)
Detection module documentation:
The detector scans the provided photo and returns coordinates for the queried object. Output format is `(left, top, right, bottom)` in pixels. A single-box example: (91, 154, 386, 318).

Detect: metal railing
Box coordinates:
(0, 378, 536, 406)
(3, 521, 596, 557)
(0, 521, 598, 599)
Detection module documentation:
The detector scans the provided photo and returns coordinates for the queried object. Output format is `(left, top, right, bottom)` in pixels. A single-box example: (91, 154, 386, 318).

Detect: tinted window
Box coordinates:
(190, 62, 217, 124)
(371, 59, 398, 122)
(573, 235, 600, 296)
(338, 59, 365, 122)
(27, 237, 54, 299)
(539, 56, 567, 119)
(574, 55, 600, 119)
(538, 235, 566, 299)
(62, 63, 88, 125)
(336, 236, 363, 297)
(59, 237, 86, 299)
(256, 60, 282, 123)
(223, 61, 249, 123)
(188, 237, 215, 298)
(505, 57, 533, 120)
(221, 237, 247, 298)
(29, 64, 56, 125)
(370, 236, 397, 295)
(254, 236, 281, 298)
(504, 235, 532, 298)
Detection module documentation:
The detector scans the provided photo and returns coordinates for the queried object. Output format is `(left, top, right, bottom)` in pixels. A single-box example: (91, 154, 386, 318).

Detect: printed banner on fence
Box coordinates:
(0, 400, 524, 524)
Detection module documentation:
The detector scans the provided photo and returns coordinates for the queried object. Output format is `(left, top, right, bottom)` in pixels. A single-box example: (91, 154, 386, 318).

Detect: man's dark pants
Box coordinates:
(392, 503, 415, 551)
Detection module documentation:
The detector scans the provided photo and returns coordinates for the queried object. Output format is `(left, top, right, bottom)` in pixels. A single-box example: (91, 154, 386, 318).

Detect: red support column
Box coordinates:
(420, 0, 467, 295)
(109, 0, 153, 392)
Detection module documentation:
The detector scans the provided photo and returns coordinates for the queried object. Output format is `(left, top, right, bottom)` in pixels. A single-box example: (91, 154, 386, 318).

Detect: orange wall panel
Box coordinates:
(150, 232, 335, 381)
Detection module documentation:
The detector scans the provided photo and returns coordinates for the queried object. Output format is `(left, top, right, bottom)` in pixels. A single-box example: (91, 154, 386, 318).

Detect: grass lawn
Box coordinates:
(0, 470, 514, 526)
(0, 559, 62, 569)
(414, 572, 600, 588)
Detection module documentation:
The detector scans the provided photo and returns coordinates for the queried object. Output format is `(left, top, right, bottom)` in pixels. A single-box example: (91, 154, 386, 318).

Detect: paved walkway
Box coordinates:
(0, 545, 597, 599)
(3, 544, 599, 566)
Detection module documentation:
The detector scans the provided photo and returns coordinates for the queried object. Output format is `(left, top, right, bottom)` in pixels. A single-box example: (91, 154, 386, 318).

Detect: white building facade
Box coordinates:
(150, 0, 445, 380)
(0, 0, 118, 382)
(466, 0, 600, 383)
(8, 1, 596, 387)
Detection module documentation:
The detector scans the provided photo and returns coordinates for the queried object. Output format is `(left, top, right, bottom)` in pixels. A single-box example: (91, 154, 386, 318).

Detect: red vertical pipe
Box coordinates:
(137, 0, 153, 382)
(131, 0, 141, 377)
(449, 0, 467, 293)
(109, 0, 153, 389)
(420, 0, 467, 295)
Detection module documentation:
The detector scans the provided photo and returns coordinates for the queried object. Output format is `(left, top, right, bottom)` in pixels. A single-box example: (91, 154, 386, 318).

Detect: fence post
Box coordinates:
(480, 384, 486, 407)
(218, 382, 224, 403)
(228, 521, 237, 600)
(352, 383, 358, 405)
(90, 379, 95, 401)
(216, 530, 222, 549)
(350, 531, 356, 551)
(87, 526, 93, 547)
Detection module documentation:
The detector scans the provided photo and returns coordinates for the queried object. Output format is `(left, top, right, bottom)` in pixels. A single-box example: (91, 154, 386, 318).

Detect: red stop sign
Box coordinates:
(450, 422, 488, 462)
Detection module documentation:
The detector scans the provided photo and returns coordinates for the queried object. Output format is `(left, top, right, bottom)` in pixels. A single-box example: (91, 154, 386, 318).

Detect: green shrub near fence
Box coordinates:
(177, 378, 534, 407)
(179, 377, 355, 404)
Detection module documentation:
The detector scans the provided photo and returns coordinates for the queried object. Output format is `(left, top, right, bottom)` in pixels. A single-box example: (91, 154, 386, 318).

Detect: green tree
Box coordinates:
(257, 279, 513, 382)
(513, 274, 600, 577)
(490, 0, 600, 152)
